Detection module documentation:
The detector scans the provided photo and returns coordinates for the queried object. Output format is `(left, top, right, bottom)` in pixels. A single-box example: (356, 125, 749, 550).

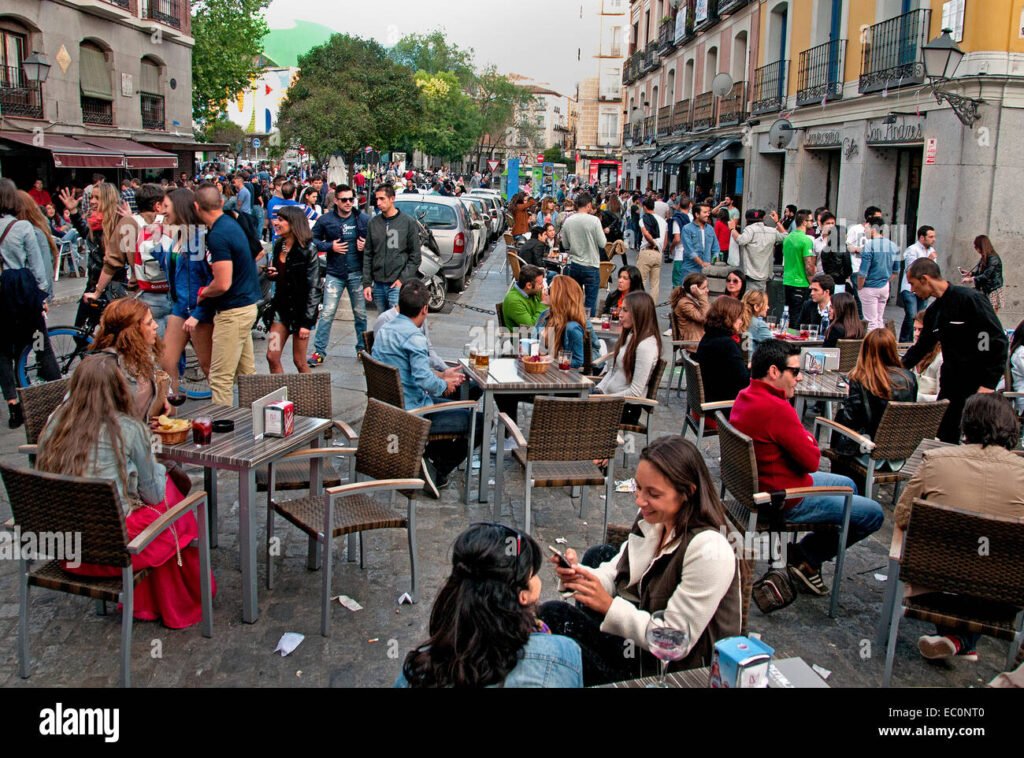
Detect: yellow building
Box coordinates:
(624, 0, 1024, 319)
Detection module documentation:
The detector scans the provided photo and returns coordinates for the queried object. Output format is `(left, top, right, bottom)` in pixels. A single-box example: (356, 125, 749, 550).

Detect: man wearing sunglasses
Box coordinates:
(729, 340, 883, 598)
(308, 184, 369, 365)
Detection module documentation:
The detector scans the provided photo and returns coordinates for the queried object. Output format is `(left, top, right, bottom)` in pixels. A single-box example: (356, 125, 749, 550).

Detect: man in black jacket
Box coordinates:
(798, 274, 834, 334)
(902, 259, 1008, 442)
(362, 183, 421, 314)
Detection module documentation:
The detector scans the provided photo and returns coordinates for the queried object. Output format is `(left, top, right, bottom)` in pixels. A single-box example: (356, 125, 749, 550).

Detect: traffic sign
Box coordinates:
(487, 159, 500, 173)
(251, 138, 261, 149)
(536, 154, 545, 164)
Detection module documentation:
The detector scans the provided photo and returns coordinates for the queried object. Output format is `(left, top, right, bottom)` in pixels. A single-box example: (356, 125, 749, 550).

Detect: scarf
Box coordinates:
(87, 211, 103, 232)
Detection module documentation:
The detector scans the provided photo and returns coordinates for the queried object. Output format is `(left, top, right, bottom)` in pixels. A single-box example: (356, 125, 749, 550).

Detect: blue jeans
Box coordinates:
(569, 262, 600, 317)
(314, 273, 367, 356)
(139, 291, 172, 338)
(898, 290, 926, 343)
(372, 281, 401, 315)
(423, 400, 484, 477)
(784, 472, 884, 569)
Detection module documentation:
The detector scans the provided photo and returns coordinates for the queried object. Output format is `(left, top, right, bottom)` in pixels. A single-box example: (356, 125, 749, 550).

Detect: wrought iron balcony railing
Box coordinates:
(141, 93, 165, 130)
(752, 59, 789, 115)
(82, 96, 114, 126)
(798, 39, 847, 107)
(0, 65, 43, 119)
(671, 99, 691, 133)
(717, 81, 746, 127)
(859, 8, 931, 95)
(692, 91, 715, 131)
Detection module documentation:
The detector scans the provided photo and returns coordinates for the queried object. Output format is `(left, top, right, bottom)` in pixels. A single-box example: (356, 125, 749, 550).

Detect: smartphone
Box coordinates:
(548, 545, 572, 570)
(957, 267, 969, 276)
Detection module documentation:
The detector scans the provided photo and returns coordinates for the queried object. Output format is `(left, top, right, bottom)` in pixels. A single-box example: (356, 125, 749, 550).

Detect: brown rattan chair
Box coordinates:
(506, 250, 525, 281)
(817, 400, 950, 504)
(361, 351, 478, 504)
(363, 330, 375, 356)
(265, 399, 429, 636)
(618, 359, 667, 468)
(882, 499, 1024, 686)
(837, 339, 863, 374)
(681, 354, 734, 446)
(16, 377, 70, 463)
(0, 463, 213, 687)
(495, 396, 624, 538)
(715, 411, 855, 619)
(495, 302, 505, 330)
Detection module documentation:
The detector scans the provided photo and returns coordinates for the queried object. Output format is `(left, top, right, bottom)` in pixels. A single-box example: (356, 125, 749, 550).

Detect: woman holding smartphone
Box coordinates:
(267, 206, 322, 374)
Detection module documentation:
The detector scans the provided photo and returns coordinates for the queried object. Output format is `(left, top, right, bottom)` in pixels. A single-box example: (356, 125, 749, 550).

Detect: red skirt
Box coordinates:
(62, 478, 216, 630)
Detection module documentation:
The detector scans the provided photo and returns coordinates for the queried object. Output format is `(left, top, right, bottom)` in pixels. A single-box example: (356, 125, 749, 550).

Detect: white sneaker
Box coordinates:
(489, 438, 518, 455)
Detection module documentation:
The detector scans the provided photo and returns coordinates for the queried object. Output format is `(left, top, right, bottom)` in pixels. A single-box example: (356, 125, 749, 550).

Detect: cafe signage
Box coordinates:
(804, 128, 843, 149)
(866, 117, 925, 146)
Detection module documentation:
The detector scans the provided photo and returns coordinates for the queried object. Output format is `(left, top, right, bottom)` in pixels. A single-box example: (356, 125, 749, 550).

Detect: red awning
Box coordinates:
(0, 130, 125, 169)
(76, 137, 178, 169)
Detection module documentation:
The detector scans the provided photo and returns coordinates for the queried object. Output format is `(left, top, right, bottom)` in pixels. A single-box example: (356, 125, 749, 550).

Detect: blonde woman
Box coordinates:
(742, 290, 773, 354)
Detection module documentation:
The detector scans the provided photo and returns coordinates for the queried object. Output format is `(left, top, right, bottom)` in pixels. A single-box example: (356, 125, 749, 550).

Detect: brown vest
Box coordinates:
(614, 520, 742, 673)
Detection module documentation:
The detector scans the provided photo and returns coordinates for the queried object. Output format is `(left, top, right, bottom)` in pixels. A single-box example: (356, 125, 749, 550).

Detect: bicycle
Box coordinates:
(16, 324, 93, 387)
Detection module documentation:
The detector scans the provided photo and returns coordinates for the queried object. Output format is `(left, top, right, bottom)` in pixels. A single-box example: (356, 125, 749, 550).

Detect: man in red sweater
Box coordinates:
(730, 340, 883, 595)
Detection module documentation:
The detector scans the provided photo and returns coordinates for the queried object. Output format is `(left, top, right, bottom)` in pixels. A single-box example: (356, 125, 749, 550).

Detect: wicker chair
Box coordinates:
(681, 354, 734, 446)
(817, 400, 950, 504)
(882, 499, 1024, 687)
(16, 377, 70, 463)
(506, 251, 526, 282)
(618, 359, 667, 468)
(837, 339, 863, 373)
(265, 399, 430, 637)
(363, 330, 375, 356)
(494, 396, 624, 538)
(495, 302, 505, 331)
(0, 463, 213, 687)
(715, 411, 856, 619)
(361, 351, 478, 504)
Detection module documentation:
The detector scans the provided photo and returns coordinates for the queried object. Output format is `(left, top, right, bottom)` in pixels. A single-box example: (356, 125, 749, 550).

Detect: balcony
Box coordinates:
(643, 115, 656, 143)
(859, 8, 931, 95)
(752, 60, 789, 115)
(141, 93, 165, 130)
(658, 17, 677, 53)
(102, 0, 131, 6)
(657, 104, 673, 137)
(142, 0, 182, 29)
(694, 0, 719, 33)
(81, 96, 113, 126)
(642, 47, 660, 73)
(797, 39, 847, 107)
(0, 65, 43, 119)
(717, 0, 750, 15)
(692, 92, 715, 131)
(717, 81, 746, 127)
(671, 98, 691, 133)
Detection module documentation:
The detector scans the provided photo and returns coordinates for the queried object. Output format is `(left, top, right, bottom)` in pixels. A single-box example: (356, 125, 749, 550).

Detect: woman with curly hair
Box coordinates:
(397, 523, 582, 688)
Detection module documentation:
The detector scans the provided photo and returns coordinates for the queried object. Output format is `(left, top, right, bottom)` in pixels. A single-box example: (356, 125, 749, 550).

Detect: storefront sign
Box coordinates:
(804, 128, 843, 149)
(866, 117, 925, 146)
(925, 137, 938, 165)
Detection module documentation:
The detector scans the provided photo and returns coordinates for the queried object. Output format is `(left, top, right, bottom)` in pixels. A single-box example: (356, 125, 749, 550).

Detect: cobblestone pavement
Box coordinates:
(0, 245, 1007, 688)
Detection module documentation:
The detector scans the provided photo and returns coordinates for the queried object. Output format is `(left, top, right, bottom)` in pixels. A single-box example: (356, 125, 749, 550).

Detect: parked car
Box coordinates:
(462, 195, 498, 244)
(469, 192, 504, 237)
(457, 197, 489, 265)
(393, 194, 474, 292)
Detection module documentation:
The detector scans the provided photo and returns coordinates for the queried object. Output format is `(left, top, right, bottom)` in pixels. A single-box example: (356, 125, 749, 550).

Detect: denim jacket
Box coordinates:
(680, 221, 720, 275)
(158, 235, 213, 322)
(372, 313, 447, 410)
(537, 311, 600, 369)
(393, 634, 583, 688)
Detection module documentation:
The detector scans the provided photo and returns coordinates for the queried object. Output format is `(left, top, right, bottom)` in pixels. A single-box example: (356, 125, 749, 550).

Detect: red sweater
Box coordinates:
(728, 380, 820, 507)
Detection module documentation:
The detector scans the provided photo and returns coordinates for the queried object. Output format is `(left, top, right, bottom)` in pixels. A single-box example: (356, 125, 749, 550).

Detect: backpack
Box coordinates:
(130, 215, 169, 293)
(751, 568, 798, 614)
(0, 220, 48, 338)
(228, 209, 264, 259)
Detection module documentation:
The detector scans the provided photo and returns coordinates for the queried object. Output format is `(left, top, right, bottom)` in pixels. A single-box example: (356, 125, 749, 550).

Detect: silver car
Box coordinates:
(470, 190, 506, 234)
(458, 197, 489, 264)
(393, 194, 474, 292)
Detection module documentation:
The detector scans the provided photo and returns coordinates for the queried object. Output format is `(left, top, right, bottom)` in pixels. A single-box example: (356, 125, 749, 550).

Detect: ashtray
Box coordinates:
(212, 420, 235, 433)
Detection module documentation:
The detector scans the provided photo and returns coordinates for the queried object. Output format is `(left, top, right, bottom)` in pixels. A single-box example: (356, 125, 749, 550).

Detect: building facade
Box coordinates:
(0, 0, 196, 187)
(623, 0, 1024, 320)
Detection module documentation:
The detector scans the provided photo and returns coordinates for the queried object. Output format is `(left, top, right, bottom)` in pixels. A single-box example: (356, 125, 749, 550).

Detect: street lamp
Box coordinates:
(21, 52, 51, 84)
(922, 29, 981, 128)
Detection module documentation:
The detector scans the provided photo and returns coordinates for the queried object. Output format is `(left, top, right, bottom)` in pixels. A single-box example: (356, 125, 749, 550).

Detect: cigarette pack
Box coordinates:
(264, 400, 295, 438)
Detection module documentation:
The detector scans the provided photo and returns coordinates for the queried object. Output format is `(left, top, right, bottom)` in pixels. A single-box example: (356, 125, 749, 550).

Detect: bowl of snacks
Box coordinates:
(519, 354, 553, 374)
(153, 415, 190, 445)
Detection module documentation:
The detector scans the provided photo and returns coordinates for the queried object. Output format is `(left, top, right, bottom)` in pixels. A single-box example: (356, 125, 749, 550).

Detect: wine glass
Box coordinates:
(645, 610, 689, 688)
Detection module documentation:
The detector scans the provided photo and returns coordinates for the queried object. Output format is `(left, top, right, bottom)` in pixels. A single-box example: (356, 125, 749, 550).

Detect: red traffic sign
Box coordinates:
(487, 159, 500, 172)
(536, 154, 545, 163)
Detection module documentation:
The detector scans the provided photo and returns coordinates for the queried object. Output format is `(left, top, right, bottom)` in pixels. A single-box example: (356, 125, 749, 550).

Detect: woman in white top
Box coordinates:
(596, 291, 661, 425)
(1008, 320, 1024, 415)
(912, 309, 943, 403)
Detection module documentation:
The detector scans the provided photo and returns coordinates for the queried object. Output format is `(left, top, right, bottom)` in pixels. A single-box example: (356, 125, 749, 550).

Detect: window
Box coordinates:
(140, 57, 164, 130)
(80, 42, 113, 125)
(394, 201, 458, 230)
(942, 0, 965, 42)
(0, 24, 26, 71)
(599, 107, 620, 147)
(0, 21, 42, 119)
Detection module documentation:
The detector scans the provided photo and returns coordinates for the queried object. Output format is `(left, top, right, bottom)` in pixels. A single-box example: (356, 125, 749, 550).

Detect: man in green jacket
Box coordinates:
(502, 265, 548, 330)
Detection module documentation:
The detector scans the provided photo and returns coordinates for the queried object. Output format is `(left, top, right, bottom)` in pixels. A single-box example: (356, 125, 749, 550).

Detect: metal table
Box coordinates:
(460, 358, 592, 503)
(596, 656, 830, 689)
(157, 404, 331, 623)
(590, 318, 622, 342)
(794, 371, 850, 443)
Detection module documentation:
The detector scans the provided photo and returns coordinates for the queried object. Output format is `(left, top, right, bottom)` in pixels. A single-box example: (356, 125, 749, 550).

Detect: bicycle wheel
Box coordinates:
(17, 327, 92, 387)
(180, 342, 212, 400)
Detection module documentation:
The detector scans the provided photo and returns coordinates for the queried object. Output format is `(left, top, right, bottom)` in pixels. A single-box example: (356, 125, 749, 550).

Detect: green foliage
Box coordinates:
(389, 30, 475, 86)
(191, 0, 271, 127)
(412, 71, 482, 161)
(201, 119, 246, 155)
(277, 34, 422, 163)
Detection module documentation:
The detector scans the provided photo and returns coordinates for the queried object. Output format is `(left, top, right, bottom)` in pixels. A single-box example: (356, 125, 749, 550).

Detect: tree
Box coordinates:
(470, 67, 535, 168)
(389, 31, 475, 87)
(191, 0, 271, 127)
(412, 71, 481, 162)
(201, 118, 246, 159)
(277, 34, 422, 170)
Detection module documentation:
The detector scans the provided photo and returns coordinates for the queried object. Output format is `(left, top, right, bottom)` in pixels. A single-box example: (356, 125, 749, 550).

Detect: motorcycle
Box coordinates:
(415, 217, 447, 313)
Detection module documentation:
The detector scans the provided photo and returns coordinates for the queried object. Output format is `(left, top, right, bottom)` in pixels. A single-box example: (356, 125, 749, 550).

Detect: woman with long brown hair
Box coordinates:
(16, 190, 58, 285)
(538, 435, 741, 685)
(267, 205, 322, 373)
(669, 272, 709, 351)
(695, 296, 749, 404)
(823, 291, 865, 348)
(597, 291, 662, 424)
(36, 354, 214, 629)
(540, 275, 597, 370)
(832, 329, 917, 463)
(912, 308, 942, 402)
(963, 234, 1004, 313)
(91, 298, 168, 421)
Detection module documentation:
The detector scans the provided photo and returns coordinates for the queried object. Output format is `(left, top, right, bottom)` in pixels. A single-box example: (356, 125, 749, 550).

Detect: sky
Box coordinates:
(265, 0, 605, 96)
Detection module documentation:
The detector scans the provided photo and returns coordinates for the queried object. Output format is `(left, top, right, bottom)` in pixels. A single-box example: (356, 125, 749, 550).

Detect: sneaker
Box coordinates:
(918, 635, 979, 662)
(307, 352, 325, 368)
(7, 402, 23, 430)
(787, 562, 830, 596)
(488, 438, 518, 455)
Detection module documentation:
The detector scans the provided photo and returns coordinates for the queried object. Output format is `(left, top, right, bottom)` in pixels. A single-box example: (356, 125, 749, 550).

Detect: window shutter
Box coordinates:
(140, 60, 160, 94)
(80, 45, 112, 100)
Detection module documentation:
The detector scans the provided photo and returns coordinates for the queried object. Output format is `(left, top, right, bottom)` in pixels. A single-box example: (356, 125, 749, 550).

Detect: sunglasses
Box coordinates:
(338, 197, 355, 203)
(782, 366, 802, 377)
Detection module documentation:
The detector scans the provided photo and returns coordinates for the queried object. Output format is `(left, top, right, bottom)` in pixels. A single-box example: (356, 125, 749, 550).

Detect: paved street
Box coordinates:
(0, 245, 1009, 688)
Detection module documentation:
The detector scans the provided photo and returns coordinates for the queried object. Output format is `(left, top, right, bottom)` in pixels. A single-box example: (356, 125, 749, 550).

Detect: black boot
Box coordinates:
(8, 402, 23, 429)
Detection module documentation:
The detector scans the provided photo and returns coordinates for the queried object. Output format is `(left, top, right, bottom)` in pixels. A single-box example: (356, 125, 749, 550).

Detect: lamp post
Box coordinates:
(922, 29, 982, 128)
(21, 51, 51, 84)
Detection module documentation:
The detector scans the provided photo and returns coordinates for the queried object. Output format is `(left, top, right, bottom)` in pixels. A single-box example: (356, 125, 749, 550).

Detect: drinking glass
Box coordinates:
(766, 316, 778, 334)
(192, 417, 213, 446)
(800, 324, 812, 340)
(645, 610, 689, 688)
(557, 350, 571, 372)
(808, 325, 820, 341)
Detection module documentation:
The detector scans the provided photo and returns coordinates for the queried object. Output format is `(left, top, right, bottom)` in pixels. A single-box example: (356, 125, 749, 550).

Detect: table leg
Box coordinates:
(478, 389, 495, 503)
(239, 468, 258, 624)
(307, 434, 324, 571)
(204, 467, 219, 549)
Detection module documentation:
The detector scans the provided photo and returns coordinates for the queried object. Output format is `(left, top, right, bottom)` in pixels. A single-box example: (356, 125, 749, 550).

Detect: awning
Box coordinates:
(691, 138, 742, 162)
(665, 142, 707, 165)
(648, 144, 679, 165)
(0, 130, 125, 169)
(76, 137, 178, 169)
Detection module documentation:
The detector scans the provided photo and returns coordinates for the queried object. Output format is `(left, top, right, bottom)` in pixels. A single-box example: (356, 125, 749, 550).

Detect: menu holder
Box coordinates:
(251, 387, 288, 440)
